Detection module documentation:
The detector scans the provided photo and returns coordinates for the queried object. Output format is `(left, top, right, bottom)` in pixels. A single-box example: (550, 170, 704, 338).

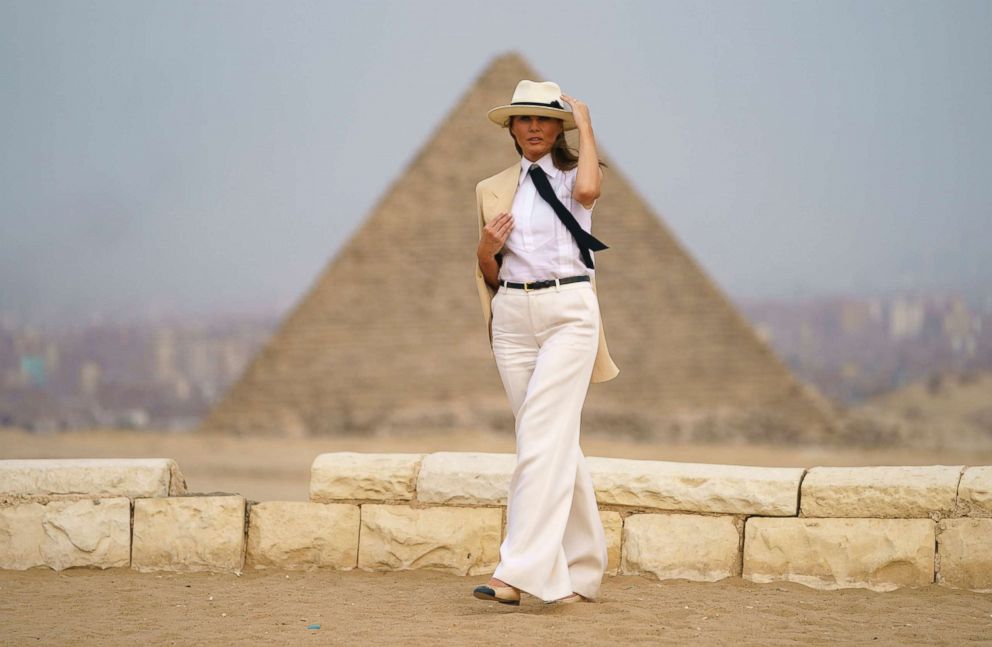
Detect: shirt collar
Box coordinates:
(518, 152, 560, 186)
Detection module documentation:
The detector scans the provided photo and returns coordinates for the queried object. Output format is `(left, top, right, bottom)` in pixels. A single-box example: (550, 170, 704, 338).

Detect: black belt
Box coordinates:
(499, 275, 590, 292)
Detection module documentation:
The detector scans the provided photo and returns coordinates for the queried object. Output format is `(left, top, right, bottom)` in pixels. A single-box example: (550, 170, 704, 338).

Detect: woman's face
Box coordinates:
(510, 115, 564, 161)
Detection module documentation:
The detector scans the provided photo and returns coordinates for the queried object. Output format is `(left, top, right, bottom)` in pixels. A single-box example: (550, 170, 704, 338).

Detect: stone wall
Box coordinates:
(1, 455, 989, 593)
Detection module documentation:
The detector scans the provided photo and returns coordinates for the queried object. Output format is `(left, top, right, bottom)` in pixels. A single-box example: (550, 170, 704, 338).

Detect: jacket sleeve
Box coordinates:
(474, 182, 497, 346)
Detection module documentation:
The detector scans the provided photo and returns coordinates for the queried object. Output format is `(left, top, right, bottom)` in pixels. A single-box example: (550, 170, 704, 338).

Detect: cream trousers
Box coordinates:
(490, 280, 608, 601)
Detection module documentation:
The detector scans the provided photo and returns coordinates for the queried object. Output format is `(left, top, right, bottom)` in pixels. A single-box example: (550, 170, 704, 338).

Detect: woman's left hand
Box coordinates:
(561, 93, 591, 130)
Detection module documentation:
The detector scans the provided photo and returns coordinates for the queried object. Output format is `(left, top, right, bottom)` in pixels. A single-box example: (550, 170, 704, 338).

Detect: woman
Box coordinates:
(471, 80, 619, 605)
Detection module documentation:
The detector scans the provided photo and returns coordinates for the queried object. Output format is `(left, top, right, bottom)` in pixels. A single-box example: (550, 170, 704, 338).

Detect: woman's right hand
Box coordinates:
(478, 212, 514, 260)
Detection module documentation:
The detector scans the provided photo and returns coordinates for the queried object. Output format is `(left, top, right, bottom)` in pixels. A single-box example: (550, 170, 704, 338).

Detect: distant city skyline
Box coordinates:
(2, 290, 988, 432)
(2, 1, 990, 327)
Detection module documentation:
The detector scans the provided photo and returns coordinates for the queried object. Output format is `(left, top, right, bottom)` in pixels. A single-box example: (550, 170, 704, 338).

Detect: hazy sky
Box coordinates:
(2, 0, 990, 326)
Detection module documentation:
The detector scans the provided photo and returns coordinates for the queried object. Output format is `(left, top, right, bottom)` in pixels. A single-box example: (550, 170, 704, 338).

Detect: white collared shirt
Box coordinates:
(498, 153, 595, 283)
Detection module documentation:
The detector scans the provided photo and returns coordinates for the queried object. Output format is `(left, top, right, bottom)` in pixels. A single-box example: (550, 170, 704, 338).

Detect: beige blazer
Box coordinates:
(474, 163, 619, 383)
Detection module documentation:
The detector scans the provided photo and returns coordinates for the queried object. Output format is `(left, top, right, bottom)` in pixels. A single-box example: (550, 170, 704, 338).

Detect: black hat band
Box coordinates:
(510, 100, 564, 109)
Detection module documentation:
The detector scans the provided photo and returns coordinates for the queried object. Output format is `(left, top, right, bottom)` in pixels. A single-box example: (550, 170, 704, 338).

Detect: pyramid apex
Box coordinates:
(489, 50, 529, 66)
(476, 51, 539, 85)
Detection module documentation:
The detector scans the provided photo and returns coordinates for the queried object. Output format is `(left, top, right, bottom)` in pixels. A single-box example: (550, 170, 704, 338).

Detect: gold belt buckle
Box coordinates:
(523, 281, 531, 292)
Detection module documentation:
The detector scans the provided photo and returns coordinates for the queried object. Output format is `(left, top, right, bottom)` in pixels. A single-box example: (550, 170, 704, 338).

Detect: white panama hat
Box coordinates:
(487, 80, 577, 131)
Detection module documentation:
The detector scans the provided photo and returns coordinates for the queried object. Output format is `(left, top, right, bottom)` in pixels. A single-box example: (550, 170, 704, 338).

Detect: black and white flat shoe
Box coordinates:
(544, 593, 585, 605)
(473, 583, 521, 606)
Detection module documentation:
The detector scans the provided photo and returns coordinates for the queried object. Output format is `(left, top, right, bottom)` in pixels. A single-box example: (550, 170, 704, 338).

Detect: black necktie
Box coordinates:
(528, 164, 608, 270)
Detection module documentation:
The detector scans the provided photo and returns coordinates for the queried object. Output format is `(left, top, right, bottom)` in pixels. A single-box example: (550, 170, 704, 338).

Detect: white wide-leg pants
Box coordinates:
(490, 281, 608, 602)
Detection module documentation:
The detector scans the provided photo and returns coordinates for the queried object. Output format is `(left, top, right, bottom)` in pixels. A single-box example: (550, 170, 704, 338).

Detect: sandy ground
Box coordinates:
(3, 427, 992, 501)
(1, 568, 991, 646)
(2, 428, 992, 645)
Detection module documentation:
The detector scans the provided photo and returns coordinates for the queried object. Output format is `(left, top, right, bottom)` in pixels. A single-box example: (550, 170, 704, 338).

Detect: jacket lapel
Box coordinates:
(483, 164, 521, 223)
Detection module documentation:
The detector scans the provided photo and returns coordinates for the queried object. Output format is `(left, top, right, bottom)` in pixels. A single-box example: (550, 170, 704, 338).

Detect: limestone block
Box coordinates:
(0, 498, 130, 570)
(601, 510, 622, 575)
(621, 513, 741, 581)
(801, 465, 962, 518)
(937, 518, 992, 592)
(42, 498, 132, 570)
(132, 496, 245, 573)
(310, 453, 424, 502)
(246, 502, 359, 570)
(958, 467, 992, 517)
(587, 456, 803, 516)
(358, 505, 500, 575)
(416, 452, 516, 505)
(0, 458, 186, 499)
(743, 517, 935, 591)
(0, 502, 46, 568)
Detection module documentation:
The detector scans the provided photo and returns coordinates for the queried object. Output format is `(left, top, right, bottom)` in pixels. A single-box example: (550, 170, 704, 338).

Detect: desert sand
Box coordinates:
(2, 427, 992, 645)
(1, 568, 990, 646)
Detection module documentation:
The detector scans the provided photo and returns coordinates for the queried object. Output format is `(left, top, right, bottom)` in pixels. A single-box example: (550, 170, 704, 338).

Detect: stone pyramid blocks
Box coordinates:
(587, 456, 804, 515)
(310, 452, 424, 502)
(800, 465, 963, 518)
(0, 498, 131, 570)
(958, 466, 992, 517)
(621, 513, 743, 582)
(3, 454, 991, 593)
(936, 518, 992, 591)
(308, 451, 992, 591)
(416, 451, 516, 505)
(743, 518, 936, 591)
(0, 458, 186, 499)
(132, 496, 246, 573)
(246, 501, 359, 570)
(358, 504, 501, 576)
(313, 451, 806, 515)
(0, 458, 186, 572)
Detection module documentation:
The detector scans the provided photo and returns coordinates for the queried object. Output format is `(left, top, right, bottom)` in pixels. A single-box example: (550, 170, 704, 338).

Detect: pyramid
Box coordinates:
(198, 53, 836, 442)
